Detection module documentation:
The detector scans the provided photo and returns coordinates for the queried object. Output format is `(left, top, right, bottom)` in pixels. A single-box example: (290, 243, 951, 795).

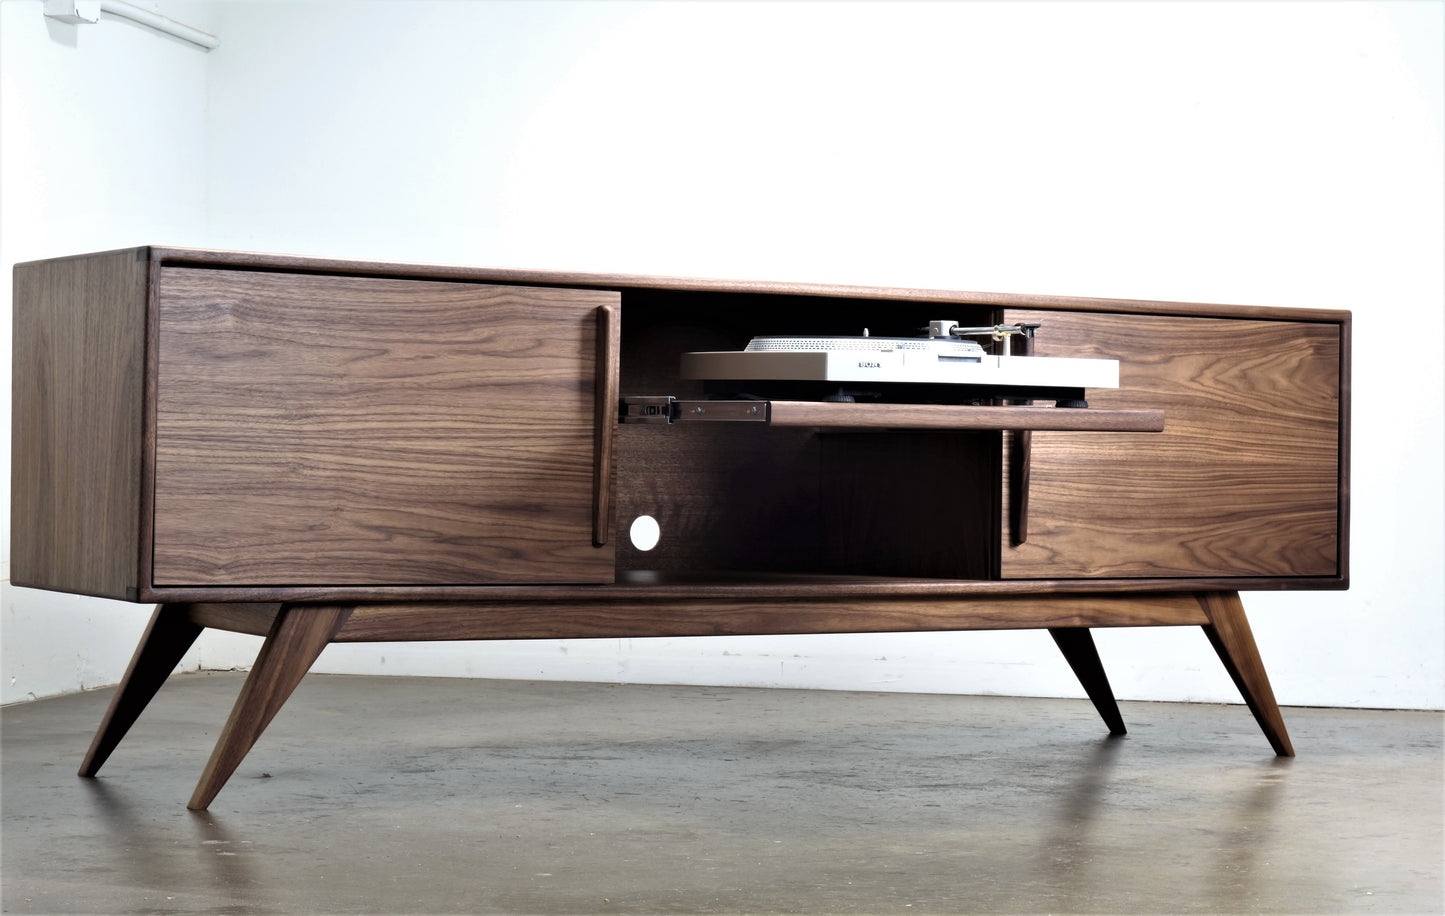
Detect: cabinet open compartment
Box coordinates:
(610, 289, 1162, 584)
(614, 423, 1003, 581)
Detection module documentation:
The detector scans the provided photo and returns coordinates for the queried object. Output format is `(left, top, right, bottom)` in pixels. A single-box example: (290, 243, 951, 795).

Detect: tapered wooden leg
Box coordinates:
(1198, 591, 1294, 757)
(80, 604, 204, 777)
(1049, 627, 1127, 736)
(187, 604, 353, 810)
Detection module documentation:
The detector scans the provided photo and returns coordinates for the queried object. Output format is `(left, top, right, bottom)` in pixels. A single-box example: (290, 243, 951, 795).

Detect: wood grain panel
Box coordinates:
(134, 570, 1347, 605)
(152, 269, 617, 585)
(334, 592, 1208, 642)
(11, 249, 149, 599)
(1001, 311, 1342, 579)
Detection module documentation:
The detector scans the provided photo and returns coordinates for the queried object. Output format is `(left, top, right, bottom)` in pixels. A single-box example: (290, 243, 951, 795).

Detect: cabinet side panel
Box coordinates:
(152, 269, 617, 586)
(11, 251, 148, 599)
(1001, 311, 1341, 579)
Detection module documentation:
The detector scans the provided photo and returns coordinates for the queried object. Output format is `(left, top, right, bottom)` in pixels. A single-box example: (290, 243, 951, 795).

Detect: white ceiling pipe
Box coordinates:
(43, 0, 219, 50)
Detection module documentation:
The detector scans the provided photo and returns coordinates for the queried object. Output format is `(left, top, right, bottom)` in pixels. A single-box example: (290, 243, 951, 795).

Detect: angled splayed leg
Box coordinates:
(187, 604, 352, 810)
(1198, 591, 1294, 757)
(1049, 627, 1127, 736)
(80, 604, 204, 777)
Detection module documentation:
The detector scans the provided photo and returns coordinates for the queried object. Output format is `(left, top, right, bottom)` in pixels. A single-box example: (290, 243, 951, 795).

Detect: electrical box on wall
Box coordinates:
(42, 0, 218, 49)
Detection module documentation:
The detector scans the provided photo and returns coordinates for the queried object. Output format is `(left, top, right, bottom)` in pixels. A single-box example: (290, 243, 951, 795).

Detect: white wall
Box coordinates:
(5, 1, 1442, 710)
(1, 0, 216, 703)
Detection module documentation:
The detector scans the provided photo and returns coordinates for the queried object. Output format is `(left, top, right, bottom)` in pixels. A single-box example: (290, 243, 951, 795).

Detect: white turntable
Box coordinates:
(680, 321, 1117, 393)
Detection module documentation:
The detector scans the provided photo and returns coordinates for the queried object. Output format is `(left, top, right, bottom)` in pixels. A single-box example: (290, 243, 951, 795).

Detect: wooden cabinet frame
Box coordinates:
(12, 247, 1350, 809)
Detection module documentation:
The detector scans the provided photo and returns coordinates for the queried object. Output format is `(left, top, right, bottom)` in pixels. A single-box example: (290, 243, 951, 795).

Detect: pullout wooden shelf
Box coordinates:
(766, 401, 1165, 431)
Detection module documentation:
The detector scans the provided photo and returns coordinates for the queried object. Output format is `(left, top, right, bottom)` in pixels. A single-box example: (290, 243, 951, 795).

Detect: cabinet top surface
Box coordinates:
(21, 246, 1352, 324)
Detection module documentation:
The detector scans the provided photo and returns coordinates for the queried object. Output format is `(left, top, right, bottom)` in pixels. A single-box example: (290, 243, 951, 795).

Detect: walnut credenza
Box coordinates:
(11, 247, 1350, 809)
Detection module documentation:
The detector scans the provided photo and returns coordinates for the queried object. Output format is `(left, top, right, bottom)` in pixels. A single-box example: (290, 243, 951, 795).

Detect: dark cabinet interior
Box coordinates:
(612, 289, 1004, 581)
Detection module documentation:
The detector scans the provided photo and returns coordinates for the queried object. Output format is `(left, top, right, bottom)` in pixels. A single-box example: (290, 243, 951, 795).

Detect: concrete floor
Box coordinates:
(2, 673, 1441, 915)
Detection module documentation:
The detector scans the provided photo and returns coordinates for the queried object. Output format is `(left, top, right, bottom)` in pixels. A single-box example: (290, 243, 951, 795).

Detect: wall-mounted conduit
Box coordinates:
(44, 0, 219, 50)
